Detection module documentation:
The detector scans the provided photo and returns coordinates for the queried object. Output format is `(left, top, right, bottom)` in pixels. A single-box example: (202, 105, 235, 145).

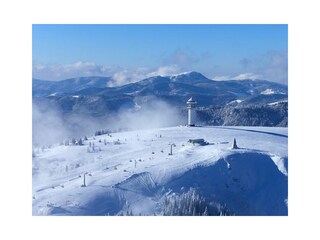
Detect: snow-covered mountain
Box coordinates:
(33, 72, 287, 105)
(32, 72, 288, 127)
(32, 126, 288, 216)
(32, 73, 288, 216)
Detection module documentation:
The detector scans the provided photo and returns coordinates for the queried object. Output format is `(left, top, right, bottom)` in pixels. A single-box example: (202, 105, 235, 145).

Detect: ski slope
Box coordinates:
(32, 126, 288, 216)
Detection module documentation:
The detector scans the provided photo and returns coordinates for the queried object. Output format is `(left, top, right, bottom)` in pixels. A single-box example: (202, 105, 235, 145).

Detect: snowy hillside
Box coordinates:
(32, 126, 288, 216)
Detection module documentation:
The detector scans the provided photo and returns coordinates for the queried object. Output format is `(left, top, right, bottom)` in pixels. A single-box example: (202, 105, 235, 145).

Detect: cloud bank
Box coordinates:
(33, 50, 287, 85)
(33, 97, 183, 146)
(33, 62, 184, 87)
(213, 51, 287, 84)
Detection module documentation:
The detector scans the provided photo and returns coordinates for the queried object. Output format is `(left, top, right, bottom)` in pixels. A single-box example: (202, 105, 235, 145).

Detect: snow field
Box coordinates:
(32, 126, 288, 216)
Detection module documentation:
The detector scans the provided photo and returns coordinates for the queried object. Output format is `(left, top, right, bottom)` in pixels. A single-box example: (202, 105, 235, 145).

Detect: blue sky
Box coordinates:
(33, 24, 288, 85)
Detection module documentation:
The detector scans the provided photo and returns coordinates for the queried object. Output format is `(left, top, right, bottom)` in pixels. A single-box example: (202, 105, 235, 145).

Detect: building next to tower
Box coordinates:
(187, 97, 196, 127)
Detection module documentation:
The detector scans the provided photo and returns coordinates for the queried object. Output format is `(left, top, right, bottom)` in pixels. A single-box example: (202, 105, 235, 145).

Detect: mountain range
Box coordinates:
(32, 72, 288, 127)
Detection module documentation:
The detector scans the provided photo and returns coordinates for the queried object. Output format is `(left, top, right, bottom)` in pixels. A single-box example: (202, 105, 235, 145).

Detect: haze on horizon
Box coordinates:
(33, 24, 288, 86)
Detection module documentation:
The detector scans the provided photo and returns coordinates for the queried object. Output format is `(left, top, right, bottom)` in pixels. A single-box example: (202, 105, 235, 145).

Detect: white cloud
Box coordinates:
(213, 72, 262, 81)
(33, 61, 265, 87)
(107, 68, 152, 87)
(33, 52, 287, 87)
(33, 61, 147, 85)
(237, 51, 288, 84)
(147, 65, 180, 77)
(111, 72, 128, 86)
(261, 51, 287, 84)
(233, 72, 262, 80)
(33, 62, 184, 87)
(106, 65, 182, 87)
(33, 61, 111, 80)
(33, 64, 46, 70)
(212, 75, 232, 81)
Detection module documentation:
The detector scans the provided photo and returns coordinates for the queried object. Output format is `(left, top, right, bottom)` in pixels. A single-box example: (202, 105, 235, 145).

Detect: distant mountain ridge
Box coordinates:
(33, 72, 288, 127)
(33, 76, 113, 97)
(33, 71, 287, 105)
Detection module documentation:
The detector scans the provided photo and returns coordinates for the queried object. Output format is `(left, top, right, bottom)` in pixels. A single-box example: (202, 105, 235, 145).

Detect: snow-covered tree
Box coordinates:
(161, 188, 208, 216)
(203, 206, 209, 216)
(78, 138, 84, 146)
